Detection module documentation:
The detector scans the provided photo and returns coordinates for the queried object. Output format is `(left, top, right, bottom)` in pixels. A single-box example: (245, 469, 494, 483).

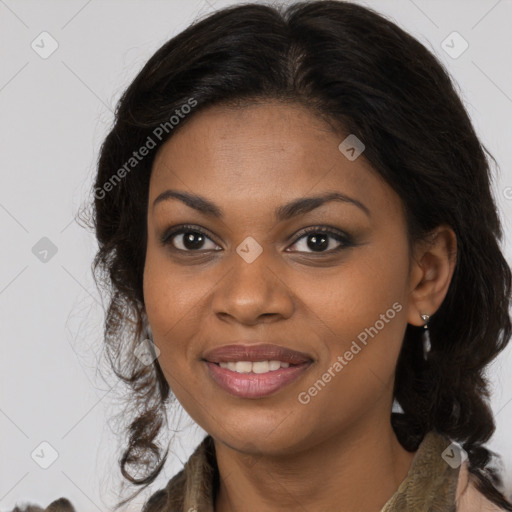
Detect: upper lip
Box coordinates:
(203, 343, 313, 365)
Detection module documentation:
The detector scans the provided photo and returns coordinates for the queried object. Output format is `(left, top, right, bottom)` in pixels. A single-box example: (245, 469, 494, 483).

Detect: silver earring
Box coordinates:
(420, 313, 431, 359)
(145, 320, 153, 341)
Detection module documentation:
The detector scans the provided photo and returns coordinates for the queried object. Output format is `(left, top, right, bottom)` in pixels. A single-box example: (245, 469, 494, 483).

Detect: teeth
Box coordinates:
(235, 361, 252, 373)
(269, 360, 281, 371)
(218, 360, 291, 373)
(252, 361, 269, 373)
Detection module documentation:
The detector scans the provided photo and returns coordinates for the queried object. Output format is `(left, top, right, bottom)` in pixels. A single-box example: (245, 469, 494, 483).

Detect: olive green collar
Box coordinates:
(155, 430, 460, 512)
(379, 430, 460, 512)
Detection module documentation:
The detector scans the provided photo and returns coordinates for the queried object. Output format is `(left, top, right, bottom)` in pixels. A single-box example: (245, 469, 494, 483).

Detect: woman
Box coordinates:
(16, 1, 512, 511)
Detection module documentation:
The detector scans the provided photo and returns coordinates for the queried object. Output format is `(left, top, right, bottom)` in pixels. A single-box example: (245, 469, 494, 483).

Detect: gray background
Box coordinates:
(1, 0, 511, 510)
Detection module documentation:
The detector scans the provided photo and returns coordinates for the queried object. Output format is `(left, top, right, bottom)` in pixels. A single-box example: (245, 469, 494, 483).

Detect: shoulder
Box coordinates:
(141, 468, 187, 512)
(142, 434, 217, 512)
(455, 461, 510, 512)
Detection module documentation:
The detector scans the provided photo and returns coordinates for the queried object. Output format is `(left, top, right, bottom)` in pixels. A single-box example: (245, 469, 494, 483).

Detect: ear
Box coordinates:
(407, 224, 457, 327)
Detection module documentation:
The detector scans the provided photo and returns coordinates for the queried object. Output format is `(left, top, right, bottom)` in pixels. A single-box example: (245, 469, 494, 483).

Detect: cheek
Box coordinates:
(143, 256, 208, 413)
(304, 240, 410, 381)
(305, 244, 408, 331)
(142, 250, 201, 361)
(292, 250, 409, 430)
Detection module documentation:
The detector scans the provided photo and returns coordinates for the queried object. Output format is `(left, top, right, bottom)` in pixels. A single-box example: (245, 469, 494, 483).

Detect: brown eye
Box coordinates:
(161, 225, 221, 252)
(287, 227, 353, 254)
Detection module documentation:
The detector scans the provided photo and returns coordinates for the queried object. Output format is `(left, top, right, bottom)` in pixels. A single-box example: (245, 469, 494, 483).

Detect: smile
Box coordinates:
(205, 360, 312, 398)
(218, 360, 291, 373)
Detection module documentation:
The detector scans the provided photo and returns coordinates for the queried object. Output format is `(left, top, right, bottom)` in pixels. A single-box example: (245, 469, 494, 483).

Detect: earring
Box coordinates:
(420, 313, 431, 360)
(141, 310, 153, 340)
(145, 320, 153, 341)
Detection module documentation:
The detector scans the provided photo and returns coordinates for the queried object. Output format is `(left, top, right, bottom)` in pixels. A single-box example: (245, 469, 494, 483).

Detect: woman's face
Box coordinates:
(143, 101, 422, 454)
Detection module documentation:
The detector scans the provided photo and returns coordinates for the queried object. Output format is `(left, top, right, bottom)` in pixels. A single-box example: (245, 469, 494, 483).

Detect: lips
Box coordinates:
(202, 342, 313, 398)
(202, 343, 312, 365)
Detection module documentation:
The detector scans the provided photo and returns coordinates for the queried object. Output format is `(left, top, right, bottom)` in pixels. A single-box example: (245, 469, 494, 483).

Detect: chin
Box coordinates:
(205, 408, 312, 456)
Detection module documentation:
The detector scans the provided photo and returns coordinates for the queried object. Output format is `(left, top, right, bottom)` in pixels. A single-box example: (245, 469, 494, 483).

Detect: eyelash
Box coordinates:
(160, 224, 354, 255)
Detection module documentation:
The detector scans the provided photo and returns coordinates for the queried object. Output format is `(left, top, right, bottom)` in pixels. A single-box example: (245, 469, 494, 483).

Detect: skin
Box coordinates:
(143, 100, 457, 512)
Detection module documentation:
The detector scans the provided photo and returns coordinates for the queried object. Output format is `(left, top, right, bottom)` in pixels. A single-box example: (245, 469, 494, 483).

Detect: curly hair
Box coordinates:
(89, 1, 512, 509)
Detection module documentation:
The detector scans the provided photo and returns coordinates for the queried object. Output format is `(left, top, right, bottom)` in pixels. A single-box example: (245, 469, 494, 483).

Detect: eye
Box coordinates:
(161, 225, 221, 252)
(286, 226, 353, 254)
(161, 224, 354, 254)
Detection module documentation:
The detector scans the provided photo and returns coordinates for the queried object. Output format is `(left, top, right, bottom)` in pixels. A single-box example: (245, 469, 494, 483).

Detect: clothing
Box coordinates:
(13, 430, 508, 511)
(142, 430, 507, 512)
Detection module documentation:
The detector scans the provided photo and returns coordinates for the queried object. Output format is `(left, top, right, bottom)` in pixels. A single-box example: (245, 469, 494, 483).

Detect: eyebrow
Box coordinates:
(152, 189, 371, 220)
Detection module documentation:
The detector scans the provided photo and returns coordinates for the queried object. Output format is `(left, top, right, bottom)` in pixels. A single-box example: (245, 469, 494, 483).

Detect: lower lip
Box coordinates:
(205, 361, 312, 398)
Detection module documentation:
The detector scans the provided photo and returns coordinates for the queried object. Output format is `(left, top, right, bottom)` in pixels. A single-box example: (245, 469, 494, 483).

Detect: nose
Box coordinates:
(211, 249, 295, 326)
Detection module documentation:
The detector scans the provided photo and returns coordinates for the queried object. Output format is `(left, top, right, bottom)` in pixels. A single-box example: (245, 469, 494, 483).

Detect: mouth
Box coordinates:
(216, 360, 295, 373)
(202, 343, 314, 398)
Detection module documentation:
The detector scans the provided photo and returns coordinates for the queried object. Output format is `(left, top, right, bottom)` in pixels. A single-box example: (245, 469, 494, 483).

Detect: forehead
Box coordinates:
(149, 101, 400, 219)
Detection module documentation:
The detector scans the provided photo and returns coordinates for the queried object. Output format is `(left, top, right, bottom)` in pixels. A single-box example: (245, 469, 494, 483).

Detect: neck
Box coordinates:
(213, 417, 416, 512)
